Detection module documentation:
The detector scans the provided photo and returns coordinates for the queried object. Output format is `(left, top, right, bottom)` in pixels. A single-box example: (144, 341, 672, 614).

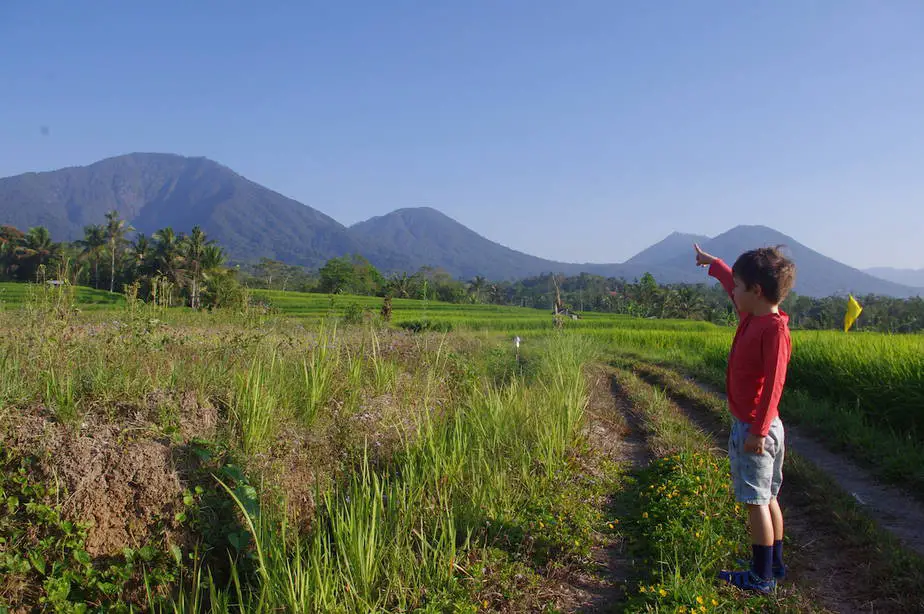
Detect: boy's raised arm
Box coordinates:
(694, 243, 736, 304)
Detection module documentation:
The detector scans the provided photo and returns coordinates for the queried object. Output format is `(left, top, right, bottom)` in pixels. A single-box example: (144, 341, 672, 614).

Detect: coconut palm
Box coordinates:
(0, 225, 26, 279)
(19, 226, 62, 281)
(75, 224, 107, 289)
(182, 226, 211, 309)
(152, 227, 185, 286)
(130, 233, 152, 277)
(468, 275, 487, 303)
(104, 211, 134, 293)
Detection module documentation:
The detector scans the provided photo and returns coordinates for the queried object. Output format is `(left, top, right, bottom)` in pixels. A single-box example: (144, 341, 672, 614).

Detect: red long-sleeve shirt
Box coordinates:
(709, 259, 791, 437)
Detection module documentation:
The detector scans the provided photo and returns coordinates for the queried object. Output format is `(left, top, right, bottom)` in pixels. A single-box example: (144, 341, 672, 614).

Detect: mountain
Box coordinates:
(652, 225, 921, 298)
(864, 267, 924, 288)
(0, 153, 361, 268)
(625, 231, 711, 267)
(348, 207, 630, 280)
(1, 154, 920, 297)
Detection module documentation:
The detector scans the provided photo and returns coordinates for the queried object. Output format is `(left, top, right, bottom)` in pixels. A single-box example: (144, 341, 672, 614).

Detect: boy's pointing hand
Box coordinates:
(694, 243, 716, 268)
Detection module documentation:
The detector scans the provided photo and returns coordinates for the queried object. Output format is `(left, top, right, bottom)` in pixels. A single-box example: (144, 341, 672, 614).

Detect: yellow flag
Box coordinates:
(844, 295, 863, 332)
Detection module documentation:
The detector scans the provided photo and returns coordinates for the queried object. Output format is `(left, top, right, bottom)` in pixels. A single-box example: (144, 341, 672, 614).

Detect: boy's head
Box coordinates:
(731, 246, 796, 313)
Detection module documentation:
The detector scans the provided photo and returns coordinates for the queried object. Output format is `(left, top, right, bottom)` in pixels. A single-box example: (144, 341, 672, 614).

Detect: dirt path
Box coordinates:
(552, 368, 651, 613)
(784, 428, 924, 557)
(629, 363, 924, 614)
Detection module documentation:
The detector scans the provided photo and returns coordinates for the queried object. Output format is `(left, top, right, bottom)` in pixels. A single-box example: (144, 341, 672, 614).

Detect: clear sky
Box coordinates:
(2, 1, 922, 269)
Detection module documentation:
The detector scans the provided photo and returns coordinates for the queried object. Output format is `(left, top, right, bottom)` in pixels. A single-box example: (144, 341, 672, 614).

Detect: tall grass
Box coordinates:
(233, 356, 278, 455)
(158, 334, 592, 612)
(43, 367, 80, 426)
(367, 327, 398, 396)
(300, 324, 339, 425)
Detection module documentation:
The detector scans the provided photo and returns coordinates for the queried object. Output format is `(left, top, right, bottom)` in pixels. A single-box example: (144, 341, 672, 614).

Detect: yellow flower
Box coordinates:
(677, 607, 687, 613)
(700, 607, 707, 613)
(712, 599, 719, 606)
(659, 588, 667, 596)
(639, 586, 646, 593)
(483, 600, 489, 608)
(696, 596, 704, 604)
(642, 512, 649, 519)
(608, 522, 614, 529)
(613, 519, 619, 524)
(695, 531, 701, 538)
(539, 521, 544, 528)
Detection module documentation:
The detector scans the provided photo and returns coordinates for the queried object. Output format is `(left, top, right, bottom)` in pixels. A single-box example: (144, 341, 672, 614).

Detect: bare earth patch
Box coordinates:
(1, 395, 219, 556)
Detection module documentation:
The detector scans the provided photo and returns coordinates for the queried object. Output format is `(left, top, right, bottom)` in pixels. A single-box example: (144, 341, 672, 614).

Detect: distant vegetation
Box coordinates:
(0, 213, 245, 310)
(1, 219, 922, 332)
(242, 259, 924, 333)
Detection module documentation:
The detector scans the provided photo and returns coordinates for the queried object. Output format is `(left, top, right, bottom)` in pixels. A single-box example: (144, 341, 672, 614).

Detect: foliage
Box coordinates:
(397, 319, 454, 333)
(0, 446, 182, 612)
(317, 254, 384, 295)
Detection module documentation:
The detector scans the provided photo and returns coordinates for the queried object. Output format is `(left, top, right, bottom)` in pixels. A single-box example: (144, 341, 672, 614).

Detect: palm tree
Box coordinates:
(468, 275, 487, 303)
(19, 226, 62, 281)
(182, 226, 210, 309)
(666, 286, 706, 319)
(152, 227, 185, 286)
(201, 243, 226, 272)
(131, 233, 152, 277)
(76, 224, 107, 289)
(385, 272, 414, 299)
(104, 211, 134, 293)
(0, 225, 26, 279)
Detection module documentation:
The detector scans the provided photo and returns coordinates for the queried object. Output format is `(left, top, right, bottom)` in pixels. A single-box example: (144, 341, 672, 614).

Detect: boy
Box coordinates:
(693, 243, 796, 593)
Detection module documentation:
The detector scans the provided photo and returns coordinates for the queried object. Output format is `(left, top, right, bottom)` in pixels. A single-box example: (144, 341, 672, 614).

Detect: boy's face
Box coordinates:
(732, 275, 763, 314)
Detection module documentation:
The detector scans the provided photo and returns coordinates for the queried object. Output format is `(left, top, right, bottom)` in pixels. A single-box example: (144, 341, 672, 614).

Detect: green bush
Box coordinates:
(397, 319, 454, 333)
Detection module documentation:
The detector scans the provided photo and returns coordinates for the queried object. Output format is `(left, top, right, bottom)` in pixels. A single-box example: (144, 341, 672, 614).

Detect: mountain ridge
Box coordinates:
(0, 153, 920, 298)
(864, 267, 924, 288)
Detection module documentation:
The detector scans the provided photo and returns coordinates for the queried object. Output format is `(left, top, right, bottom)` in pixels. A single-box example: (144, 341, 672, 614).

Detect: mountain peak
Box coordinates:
(1, 155, 919, 297)
(0, 152, 358, 268)
(626, 230, 711, 266)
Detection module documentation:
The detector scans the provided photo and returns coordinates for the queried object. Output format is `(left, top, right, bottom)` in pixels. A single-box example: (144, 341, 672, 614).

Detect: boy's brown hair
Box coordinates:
(732, 246, 796, 305)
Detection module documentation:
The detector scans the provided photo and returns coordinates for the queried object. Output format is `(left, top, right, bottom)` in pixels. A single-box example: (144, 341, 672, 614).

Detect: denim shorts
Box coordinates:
(728, 417, 784, 506)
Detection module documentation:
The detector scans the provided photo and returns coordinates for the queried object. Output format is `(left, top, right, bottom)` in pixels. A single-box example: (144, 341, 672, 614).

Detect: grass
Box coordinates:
(623, 357, 924, 500)
(0, 281, 125, 311)
(0, 289, 626, 611)
(621, 362, 924, 614)
(1, 281, 923, 611)
(610, 368, 820, 613)
(156, 334, 618, 612)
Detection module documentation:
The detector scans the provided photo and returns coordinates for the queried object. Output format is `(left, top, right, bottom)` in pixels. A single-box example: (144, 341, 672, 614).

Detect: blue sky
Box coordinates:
(2, 1, 922, 269)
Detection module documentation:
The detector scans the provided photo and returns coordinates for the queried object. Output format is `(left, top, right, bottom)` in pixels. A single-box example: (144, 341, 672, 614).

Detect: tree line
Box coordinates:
(2, 222, 921, 332)
(0, 213, 244, 309)
(243, 257, 924, 333)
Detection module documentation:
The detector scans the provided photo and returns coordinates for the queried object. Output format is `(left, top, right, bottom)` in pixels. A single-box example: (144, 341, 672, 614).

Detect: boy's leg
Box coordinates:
(748, 504, 774, 581)
(769, 498, 785, 576)
(720, 420, 778, 592)
(749, 504, 774, 546)
(769, 498, 784, 541)
(769, 418, 786, 576)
